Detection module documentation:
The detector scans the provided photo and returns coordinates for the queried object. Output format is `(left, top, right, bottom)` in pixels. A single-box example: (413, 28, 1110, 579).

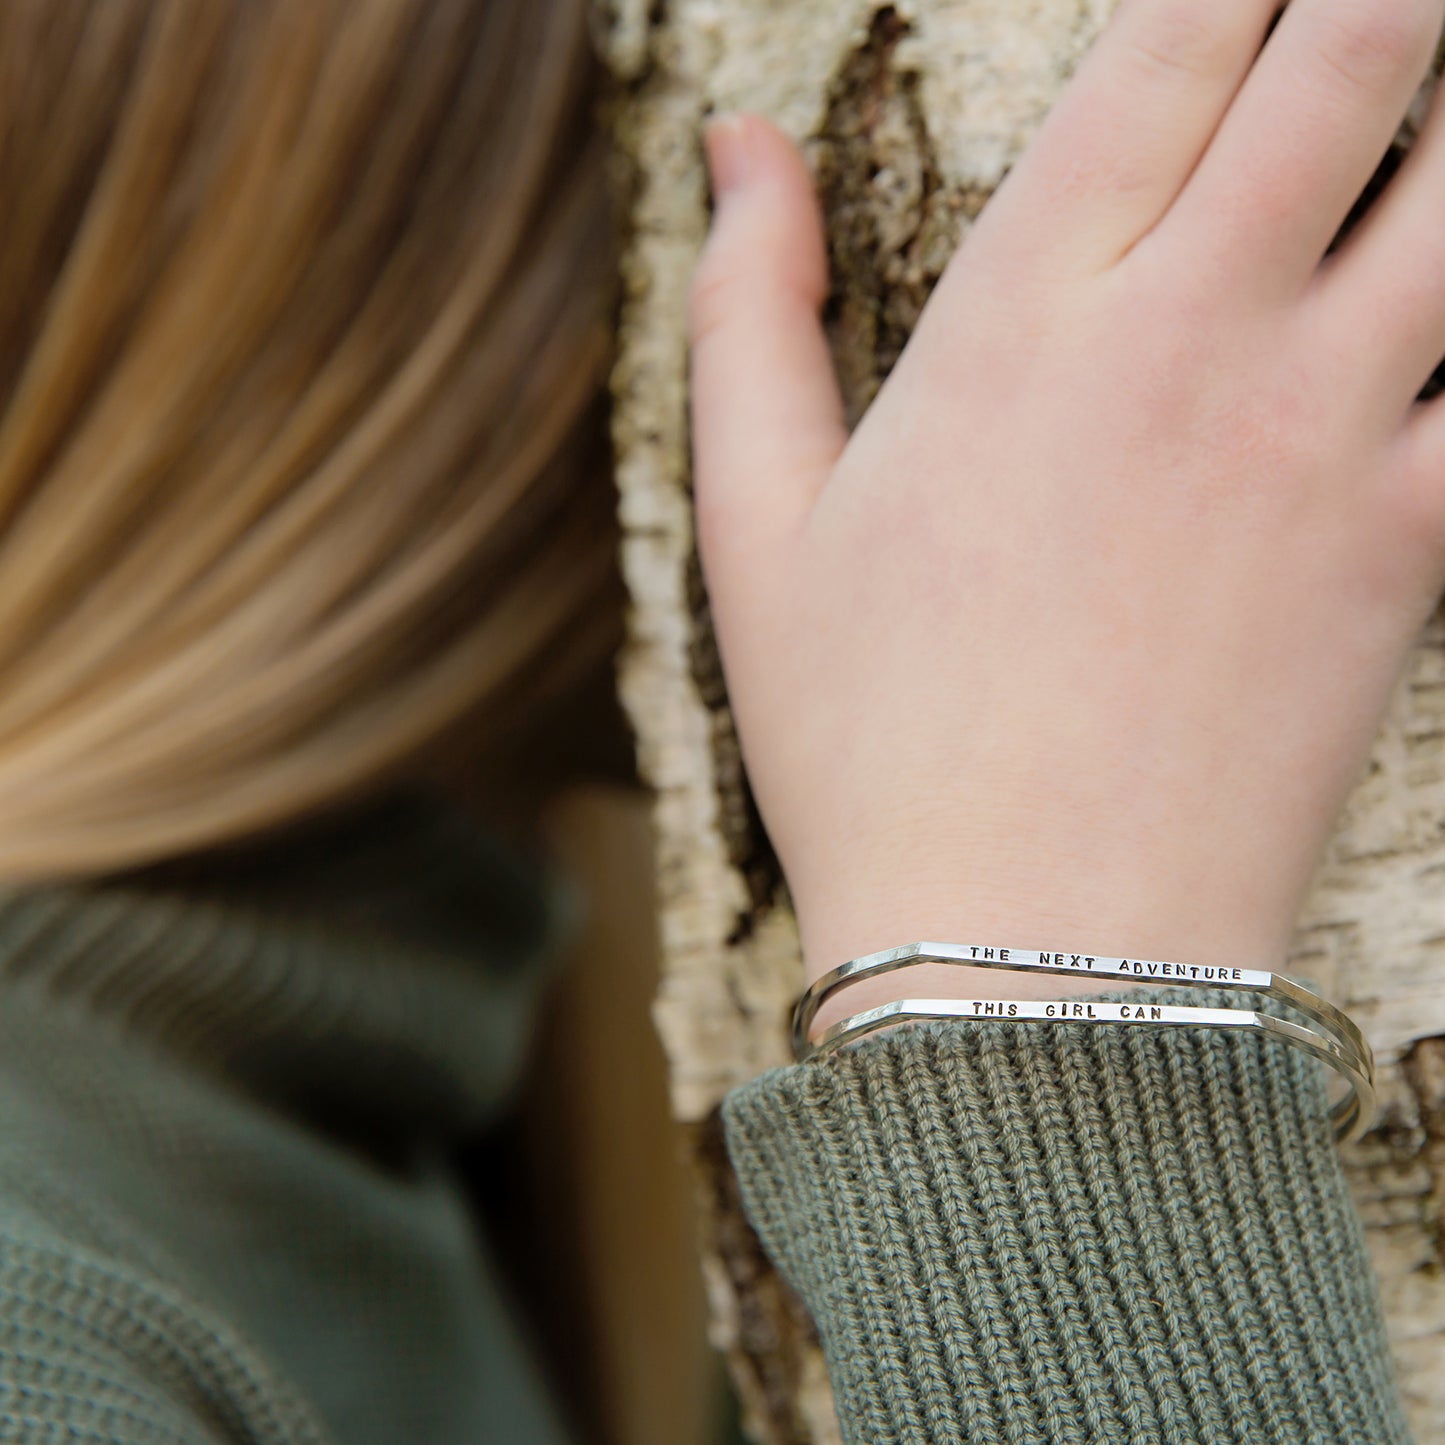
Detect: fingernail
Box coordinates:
(703, 113, 752, 197)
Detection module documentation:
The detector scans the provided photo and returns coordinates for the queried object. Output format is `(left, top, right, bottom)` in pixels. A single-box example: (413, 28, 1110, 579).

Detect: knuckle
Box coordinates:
(687, 251, 742, 350)
(691, 463, 754, 576)
(1125, 5, 1232, 82)
(1312, 0, 1439, 90)
(1381, 457, 1445, 558)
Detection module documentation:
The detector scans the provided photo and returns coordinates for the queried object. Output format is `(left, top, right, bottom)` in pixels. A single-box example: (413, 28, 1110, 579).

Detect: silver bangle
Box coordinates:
(791, 942, 1376, 1143)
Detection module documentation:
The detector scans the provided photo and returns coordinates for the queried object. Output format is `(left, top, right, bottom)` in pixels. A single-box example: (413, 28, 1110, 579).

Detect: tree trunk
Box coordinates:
(600, 2, 1445, 1439)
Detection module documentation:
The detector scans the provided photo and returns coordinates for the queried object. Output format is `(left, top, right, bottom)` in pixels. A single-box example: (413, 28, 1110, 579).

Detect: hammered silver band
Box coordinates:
(791, 943, 1376, 1143)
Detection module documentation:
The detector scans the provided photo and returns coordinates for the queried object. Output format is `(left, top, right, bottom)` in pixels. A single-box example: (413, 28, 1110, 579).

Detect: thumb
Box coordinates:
(688, 114, 847, 568)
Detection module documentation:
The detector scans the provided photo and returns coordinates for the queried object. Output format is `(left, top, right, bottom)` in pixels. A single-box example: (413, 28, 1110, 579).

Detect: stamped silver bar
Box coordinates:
(803, 995, 1375, 1142)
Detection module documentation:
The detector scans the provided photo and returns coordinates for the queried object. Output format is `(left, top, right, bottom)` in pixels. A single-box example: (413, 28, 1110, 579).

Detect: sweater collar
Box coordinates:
(0, 791, 582, 1149)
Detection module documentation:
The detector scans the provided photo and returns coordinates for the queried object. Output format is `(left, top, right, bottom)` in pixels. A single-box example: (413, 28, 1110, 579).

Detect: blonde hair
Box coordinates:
(0, 0, 621, 878)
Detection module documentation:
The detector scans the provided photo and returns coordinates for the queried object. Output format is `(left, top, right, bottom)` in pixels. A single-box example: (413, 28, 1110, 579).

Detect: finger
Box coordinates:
(1310, 74, 1445, 406)
(687, 113, 847, 567)
(970, 0, 1280, 274)
(1155, 0, 1441, 301)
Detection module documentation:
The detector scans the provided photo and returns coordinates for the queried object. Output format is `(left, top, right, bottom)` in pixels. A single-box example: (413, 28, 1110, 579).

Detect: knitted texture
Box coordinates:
(722, 992, 1412, 1445)
(0, 792, 583, 1445)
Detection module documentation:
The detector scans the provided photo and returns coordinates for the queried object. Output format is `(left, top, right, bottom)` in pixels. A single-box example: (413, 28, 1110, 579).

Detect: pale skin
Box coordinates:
(688, 0, 1445, 1029)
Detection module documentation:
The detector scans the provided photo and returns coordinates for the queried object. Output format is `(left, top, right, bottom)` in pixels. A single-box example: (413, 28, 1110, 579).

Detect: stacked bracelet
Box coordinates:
(790, 942, 1376, 1143)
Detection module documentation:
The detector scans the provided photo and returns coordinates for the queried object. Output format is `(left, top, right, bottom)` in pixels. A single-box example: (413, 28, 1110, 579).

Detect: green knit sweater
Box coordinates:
(0, 791, 1411, 1443)
(723, 1003, 1412, 1444)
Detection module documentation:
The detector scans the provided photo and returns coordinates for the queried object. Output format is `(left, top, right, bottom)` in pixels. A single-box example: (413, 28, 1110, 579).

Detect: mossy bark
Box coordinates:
(600, 3, 1445, 1438)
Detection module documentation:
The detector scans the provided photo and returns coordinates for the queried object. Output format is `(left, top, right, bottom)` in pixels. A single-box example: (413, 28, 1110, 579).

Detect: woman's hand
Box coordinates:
(688, 0, 1445, 1004)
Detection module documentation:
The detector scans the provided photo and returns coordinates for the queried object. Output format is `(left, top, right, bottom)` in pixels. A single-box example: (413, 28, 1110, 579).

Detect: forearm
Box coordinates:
(723, 994, 1411, 1445)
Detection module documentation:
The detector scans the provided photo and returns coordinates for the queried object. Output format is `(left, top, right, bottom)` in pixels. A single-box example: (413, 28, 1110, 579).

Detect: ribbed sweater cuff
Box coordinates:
(721, 992, 1411, 1445)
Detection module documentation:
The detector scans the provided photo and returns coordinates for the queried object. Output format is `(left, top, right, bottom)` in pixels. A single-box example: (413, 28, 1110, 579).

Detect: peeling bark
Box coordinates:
(601, 1, 1445, 1437)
